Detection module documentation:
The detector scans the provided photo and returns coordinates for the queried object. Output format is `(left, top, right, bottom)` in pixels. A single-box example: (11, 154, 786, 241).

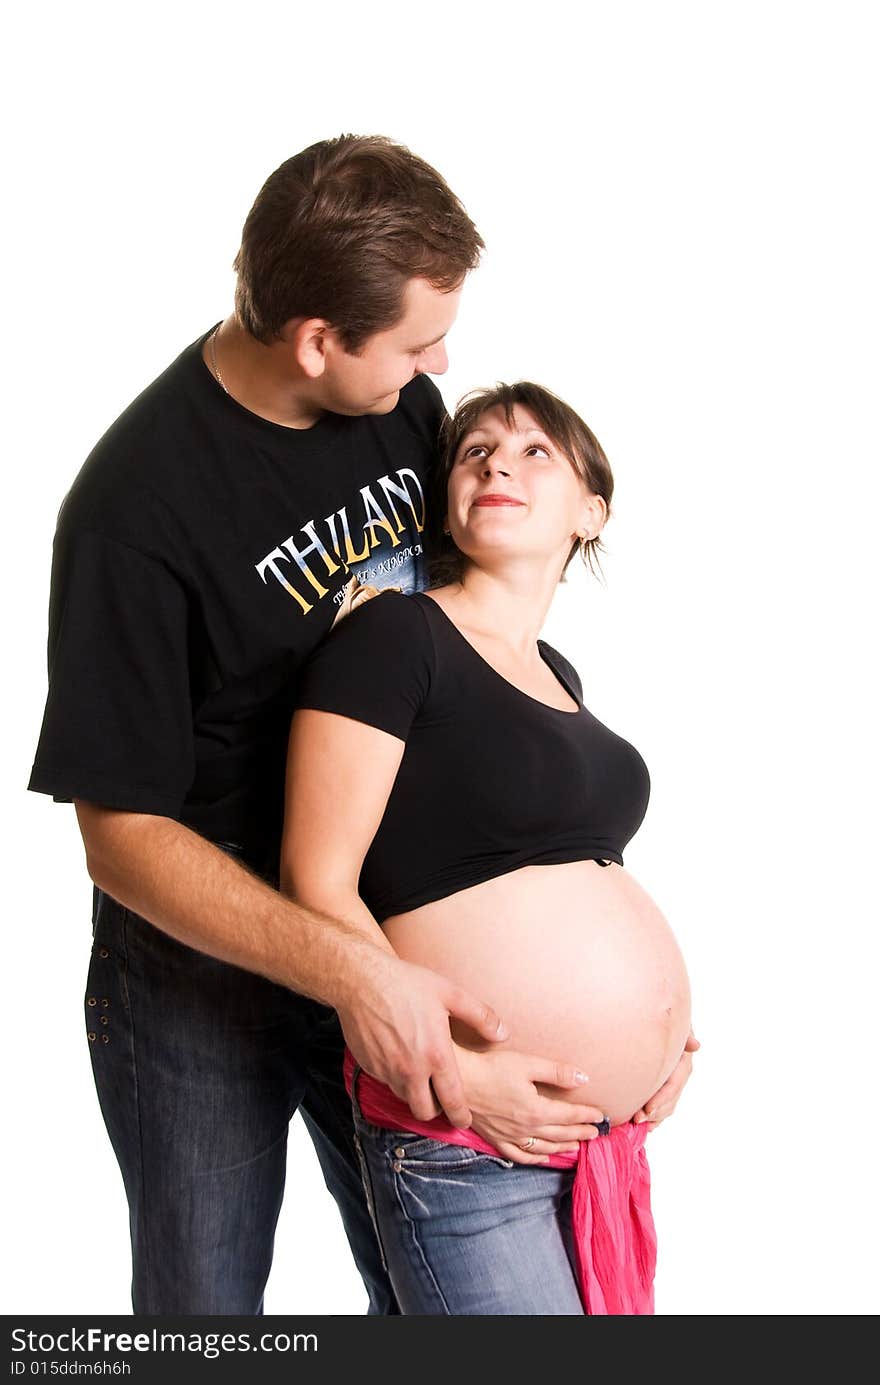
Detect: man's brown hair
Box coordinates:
(428, 382, 615, 586)
(234, 135, 484, 352)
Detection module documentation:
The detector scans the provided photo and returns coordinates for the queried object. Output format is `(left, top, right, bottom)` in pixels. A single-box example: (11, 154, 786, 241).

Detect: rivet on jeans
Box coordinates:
(101, 1035, 110, 1044)
(87, 1032, 96, 1042)
(394, 1146, 406, 1158)
(392, 1160, 403, 1173)
(101, 999, 109, 1008)
(87, 998, 97, 1007)
(98, 948, 109, 959)
(100, 1017, 109, 1026)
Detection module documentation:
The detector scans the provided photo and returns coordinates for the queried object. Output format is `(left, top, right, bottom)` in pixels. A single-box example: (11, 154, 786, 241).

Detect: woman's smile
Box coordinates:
(471, 493, 526, 507)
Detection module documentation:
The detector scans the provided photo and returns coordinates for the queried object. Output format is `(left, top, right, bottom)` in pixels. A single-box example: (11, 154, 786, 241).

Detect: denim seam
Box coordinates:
(353, 1131, 390, 1276)
(388, 1157, 453, 1314)
(349, 1071, 391, 1276)
(119, 909, 155, 1311)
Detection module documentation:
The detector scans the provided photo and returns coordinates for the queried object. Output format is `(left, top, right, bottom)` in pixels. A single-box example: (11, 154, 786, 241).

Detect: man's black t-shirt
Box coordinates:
(28, 329, 445, 875)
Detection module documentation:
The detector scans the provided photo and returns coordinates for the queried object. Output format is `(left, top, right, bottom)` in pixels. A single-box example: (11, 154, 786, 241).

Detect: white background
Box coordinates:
(4, 1, 878, 1316)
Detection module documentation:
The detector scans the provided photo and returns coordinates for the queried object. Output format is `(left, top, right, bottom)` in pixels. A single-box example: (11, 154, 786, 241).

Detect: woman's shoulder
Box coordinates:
(305, 587, 435, 673)
(331, 587, 432, 639)
(537, 639, 584, 704)
(297, 587, 435, 725)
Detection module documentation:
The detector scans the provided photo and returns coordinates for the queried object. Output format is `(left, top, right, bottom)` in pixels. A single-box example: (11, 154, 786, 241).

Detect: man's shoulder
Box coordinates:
(54, 334, 215, 544)
(392, 374, 448, 444)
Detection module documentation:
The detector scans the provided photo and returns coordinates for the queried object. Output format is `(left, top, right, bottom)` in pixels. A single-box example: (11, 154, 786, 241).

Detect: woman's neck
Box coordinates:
(433, 559, 565, 657)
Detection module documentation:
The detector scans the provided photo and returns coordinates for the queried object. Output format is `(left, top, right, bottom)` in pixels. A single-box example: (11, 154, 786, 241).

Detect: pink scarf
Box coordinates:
(345, 1050, 657, 1314)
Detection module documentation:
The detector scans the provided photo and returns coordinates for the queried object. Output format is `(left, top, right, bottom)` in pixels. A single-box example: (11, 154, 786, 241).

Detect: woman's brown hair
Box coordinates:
(234, 134, 484, 351)
(428, 382, 614, 586)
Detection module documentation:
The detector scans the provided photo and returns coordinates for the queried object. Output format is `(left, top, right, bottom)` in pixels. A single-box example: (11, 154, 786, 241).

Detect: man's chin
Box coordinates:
(330, 389, 400, 418)
(365, 390, 400, 415)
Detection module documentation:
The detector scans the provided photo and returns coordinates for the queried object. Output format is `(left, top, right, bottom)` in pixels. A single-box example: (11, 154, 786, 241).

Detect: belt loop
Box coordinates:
(350, 1060, 365, 1121)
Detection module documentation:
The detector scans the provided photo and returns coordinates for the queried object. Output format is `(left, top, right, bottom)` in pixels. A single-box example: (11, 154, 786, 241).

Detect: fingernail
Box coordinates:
(634, 1113, 646, 1123)
(573, 1070, 590, 1084)
(496, 1020, 510, 1039)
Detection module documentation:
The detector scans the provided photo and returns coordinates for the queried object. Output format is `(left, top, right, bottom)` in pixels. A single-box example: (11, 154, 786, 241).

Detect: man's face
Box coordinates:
(319, 276, 461, 415)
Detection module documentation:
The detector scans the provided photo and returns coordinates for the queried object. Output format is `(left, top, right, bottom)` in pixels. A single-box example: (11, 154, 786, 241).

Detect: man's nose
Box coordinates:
(418, 340, 448, 375)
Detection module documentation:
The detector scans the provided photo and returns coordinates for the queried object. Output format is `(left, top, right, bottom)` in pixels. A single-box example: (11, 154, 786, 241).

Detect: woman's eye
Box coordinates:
(525, 445, 551, 458)
(462, 445, 487, 459)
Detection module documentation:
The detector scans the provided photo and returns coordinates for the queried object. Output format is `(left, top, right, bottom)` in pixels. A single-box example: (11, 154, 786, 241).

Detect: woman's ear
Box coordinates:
(577, 493, 607, 541)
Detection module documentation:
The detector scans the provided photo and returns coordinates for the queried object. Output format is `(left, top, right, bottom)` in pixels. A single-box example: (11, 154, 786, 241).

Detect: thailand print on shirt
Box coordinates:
(254, 461, 428, 620)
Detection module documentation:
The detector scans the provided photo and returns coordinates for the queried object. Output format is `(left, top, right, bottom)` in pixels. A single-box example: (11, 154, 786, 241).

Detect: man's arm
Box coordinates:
(75, 801, 507, 1127)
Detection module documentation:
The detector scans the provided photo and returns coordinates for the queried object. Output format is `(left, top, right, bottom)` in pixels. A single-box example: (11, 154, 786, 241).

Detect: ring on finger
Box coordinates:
(520, 1136, 537, 1151)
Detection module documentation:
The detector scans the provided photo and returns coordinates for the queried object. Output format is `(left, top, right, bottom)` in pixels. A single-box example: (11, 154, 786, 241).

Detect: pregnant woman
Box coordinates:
(282, 382, 694, 1314)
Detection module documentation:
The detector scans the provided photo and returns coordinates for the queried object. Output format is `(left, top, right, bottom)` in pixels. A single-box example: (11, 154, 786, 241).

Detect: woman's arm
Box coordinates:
(283, 708, 608, 1157)
(283, 708, 508, 1126)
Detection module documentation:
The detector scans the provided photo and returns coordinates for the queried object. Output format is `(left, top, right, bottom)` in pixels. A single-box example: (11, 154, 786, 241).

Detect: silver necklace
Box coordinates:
(210, 326, 229, 395)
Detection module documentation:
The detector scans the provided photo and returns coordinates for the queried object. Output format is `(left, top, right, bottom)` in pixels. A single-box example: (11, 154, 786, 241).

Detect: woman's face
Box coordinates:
(445, 404, 603, 569)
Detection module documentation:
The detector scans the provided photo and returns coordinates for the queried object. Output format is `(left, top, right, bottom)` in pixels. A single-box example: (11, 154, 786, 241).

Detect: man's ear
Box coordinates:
(282, 317, 329, 380)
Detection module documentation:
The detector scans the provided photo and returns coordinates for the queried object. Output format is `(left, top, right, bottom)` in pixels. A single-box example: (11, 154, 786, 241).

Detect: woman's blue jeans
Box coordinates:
(86, 887, 395, 1315)
(351, 1071, 586, 1315)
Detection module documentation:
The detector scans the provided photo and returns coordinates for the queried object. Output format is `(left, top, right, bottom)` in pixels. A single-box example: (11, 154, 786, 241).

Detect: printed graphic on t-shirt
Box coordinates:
(254, 466, 426, 615)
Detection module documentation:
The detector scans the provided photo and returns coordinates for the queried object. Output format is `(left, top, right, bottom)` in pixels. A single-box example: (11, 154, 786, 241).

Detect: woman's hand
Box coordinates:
(455, 1046, 607, 1165)
(337, 952, 508, 1127)
(633, 1029, 700, 1131)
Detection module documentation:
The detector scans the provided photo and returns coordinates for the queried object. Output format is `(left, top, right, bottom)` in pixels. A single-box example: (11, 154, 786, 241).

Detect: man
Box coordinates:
(29, 135, 695, 1315)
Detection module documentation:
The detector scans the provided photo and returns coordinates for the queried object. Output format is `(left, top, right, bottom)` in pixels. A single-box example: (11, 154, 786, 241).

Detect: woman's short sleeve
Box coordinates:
(296, 592, 434, 742)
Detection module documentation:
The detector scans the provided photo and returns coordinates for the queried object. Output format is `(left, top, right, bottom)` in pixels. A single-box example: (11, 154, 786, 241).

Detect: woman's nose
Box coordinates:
(482, 454, 511, 478)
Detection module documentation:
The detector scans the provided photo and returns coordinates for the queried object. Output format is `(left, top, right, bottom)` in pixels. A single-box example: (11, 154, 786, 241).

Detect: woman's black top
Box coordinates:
(296, 591, 650, 923)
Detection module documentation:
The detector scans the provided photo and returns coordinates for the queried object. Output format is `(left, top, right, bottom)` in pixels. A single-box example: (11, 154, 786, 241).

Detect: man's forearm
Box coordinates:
(76, 804, 394, 1009)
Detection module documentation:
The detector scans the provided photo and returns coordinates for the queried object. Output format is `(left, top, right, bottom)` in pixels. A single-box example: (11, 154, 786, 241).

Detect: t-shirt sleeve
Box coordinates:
(28, 528, 196, 816)
(296, 592, 433, 741)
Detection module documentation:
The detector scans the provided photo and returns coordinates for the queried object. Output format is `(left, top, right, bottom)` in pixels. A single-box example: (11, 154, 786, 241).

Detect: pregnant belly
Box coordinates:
(382, 860, 692, 1126)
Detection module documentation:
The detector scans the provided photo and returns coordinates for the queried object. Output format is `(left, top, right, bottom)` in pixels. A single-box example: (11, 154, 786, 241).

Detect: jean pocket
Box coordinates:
(385, 1135, 514, 1172)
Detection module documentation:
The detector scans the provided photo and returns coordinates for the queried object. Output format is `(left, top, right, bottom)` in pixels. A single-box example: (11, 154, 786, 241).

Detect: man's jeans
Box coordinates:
(86, 887, 395, 1315)
(351, 1078, 585, 1315)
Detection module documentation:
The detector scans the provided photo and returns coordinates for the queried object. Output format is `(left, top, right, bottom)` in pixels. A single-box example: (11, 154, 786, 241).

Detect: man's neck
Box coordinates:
(202, 317, 325, 429)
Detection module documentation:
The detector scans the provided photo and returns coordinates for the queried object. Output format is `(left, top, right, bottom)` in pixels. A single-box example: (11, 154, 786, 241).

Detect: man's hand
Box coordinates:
(633, 1029, 701, 1130)
(454, 1046, 607, 1165)
(336, 953, 509, 1128)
